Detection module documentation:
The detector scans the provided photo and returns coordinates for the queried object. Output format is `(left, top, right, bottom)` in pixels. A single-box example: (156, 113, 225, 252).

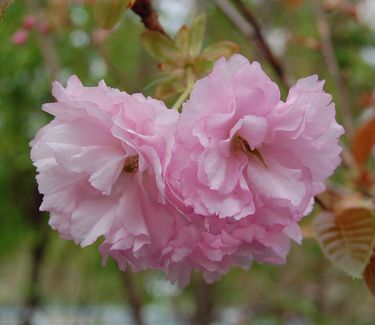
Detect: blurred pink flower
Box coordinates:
(22, 15, 36, 29)
(12, 29, 28, 45)
(30, 76, 178, 248)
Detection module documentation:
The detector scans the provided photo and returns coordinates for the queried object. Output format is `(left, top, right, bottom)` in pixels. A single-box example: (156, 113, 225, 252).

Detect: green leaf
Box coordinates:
(352, 116, 375, 166)
(313, 196, 375, 278)
(193, 58, 214, 76)
(95, 0, 129, 30)
(175, 25, 189, 56)
(200, 41, 240, 61)
(141, 31, 182, 63)
(188, 13, 206, 57)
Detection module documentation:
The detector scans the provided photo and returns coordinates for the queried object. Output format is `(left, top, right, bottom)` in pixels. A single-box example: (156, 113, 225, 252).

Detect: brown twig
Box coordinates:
(132, 0, 167, 36)
(122, 270, 144, 325)
(213, 0, 292, 88)
(191, 275, 215, 325)
(314, 195, 328, 211)
(231, 0, 292, 88)
(313, 0, 354, 139)
(21, 1, 59, 323)
(21, 189, 49, 325)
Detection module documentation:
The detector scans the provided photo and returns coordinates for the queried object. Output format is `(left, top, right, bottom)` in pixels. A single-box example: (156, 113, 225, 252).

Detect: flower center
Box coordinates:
(232, 135, 267, 168)
(232, 135, 251, 153)
(123, 155, 139, 173)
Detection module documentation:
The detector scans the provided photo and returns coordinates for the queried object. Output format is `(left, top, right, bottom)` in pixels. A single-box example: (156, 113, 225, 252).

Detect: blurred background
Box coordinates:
(1, 0, 375, 324)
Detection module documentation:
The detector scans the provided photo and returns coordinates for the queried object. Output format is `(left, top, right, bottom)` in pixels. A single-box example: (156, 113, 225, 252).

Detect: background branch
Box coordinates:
(122, 270, 144, 325)
(26, 0, 60, 80)
(313, 0, 354, 139)
(213, 0, 292, 88)
(132, 0, 167, 35)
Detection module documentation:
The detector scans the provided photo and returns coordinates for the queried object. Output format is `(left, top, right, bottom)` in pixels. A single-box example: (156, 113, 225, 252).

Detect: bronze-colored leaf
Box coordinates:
(352, 116, 375, 166)
(313, 196, 375, 277)
(364, 251, 375, 296)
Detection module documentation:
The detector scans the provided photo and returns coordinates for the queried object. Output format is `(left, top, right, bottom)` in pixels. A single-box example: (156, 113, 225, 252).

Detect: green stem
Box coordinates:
(172, 68, 195, 112)
(172, 83, 194, 112)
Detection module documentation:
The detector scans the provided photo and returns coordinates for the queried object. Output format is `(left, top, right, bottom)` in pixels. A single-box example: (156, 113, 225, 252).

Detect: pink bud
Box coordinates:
(22, 15, 37, 29)
(12, 29, 29, 45)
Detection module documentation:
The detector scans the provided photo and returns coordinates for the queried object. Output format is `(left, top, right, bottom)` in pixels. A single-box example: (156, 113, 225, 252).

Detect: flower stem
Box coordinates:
(172, 68, 195, 112)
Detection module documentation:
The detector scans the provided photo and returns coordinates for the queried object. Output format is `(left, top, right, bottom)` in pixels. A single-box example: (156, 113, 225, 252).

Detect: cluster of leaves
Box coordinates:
(141, 14, 239, 103)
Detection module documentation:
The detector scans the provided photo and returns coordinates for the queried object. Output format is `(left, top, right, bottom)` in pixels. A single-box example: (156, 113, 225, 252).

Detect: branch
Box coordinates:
(191, 275, 215, 325)
(213, 0, 292, 88)
(313, 0, 354, 139)
(132, 0, 167, 36)
(26, 0, 60, 81)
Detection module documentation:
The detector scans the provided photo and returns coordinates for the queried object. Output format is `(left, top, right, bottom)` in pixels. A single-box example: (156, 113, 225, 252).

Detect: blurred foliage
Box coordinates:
(1, 0, 375, 324)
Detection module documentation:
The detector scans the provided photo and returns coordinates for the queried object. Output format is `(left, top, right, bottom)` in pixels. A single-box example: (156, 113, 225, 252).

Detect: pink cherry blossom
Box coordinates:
(30, 76, 179, 249)
(31, 55, 344, 287)
(101, 203, 302, 287)
(168, 55, 344, 222)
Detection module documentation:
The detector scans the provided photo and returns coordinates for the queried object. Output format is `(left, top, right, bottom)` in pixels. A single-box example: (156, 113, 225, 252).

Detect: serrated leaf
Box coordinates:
(364, 251, 375, 296)
(200, 41, 240, 61)
(352, 116, 375, 166)
(313, 198, 375, 277)
(188, 13, 206, 57)
(95, 0, 130, 29)
(142, 31, 183, 63)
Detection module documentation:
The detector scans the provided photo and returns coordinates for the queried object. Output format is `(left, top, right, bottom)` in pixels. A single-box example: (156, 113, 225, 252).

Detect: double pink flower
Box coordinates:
(31, 55, 344, 286)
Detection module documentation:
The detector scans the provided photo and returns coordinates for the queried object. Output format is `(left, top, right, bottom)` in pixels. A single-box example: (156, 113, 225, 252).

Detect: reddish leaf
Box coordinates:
(364, 252, 375, 296)
(313, 196, 375, 277)
(352, 117, 375, 166)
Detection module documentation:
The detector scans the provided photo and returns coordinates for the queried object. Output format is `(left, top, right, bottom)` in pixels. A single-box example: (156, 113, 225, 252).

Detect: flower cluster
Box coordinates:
(31, 54, 344, 287)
